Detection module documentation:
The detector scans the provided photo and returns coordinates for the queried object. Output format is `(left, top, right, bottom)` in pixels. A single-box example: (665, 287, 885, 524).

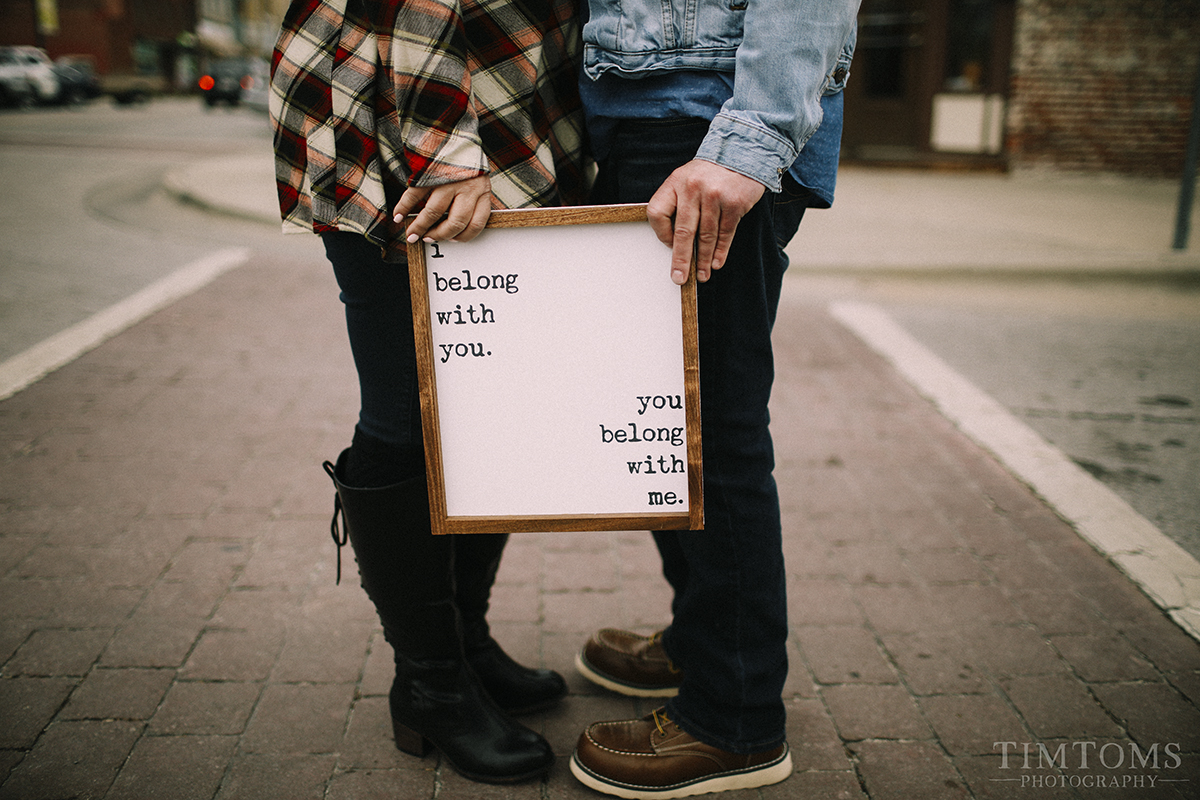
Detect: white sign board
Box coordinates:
(408, 205, 702, 534)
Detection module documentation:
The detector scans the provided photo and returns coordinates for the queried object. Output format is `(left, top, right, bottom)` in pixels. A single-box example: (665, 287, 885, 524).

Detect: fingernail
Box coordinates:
(406, 233, 418, 243)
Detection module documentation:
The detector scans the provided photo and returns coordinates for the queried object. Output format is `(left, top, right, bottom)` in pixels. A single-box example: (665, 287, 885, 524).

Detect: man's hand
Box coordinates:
(392, 174, 493, 243)
(647, 160, 766, 285)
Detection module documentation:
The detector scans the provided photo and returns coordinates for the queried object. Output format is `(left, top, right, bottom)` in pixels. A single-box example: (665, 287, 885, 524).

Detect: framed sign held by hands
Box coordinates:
(407, 204, 702, 535)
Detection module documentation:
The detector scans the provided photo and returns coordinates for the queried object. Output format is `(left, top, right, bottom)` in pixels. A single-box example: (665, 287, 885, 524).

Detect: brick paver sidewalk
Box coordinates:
(2, 250, 1198, 799)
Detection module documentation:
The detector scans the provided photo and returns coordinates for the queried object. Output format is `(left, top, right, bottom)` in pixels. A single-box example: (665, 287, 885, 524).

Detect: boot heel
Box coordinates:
(392, 720, 431, 757)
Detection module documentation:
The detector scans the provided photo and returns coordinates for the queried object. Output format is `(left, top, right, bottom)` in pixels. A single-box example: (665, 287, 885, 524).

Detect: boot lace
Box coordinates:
(324, 461, 349, 584)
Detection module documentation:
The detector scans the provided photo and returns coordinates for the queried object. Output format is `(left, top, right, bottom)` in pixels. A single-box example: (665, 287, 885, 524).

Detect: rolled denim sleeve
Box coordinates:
(695, 0, 859, 191)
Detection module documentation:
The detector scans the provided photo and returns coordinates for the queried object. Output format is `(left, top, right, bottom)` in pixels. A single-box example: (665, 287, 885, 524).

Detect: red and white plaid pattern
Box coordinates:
(270, 0, 588, 260)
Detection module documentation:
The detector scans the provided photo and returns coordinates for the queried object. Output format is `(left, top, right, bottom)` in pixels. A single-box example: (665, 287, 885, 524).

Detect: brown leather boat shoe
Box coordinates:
(569, 708, 792, 798)
(575, 628, 683, 697)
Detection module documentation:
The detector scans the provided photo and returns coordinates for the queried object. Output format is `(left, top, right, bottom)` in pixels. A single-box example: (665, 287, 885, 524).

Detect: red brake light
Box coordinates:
(198, 75, 215, 91)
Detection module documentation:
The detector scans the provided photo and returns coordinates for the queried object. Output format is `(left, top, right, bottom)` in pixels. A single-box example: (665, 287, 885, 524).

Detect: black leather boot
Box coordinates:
(455, 534, 568, 714)
(324, 451, 554, 784)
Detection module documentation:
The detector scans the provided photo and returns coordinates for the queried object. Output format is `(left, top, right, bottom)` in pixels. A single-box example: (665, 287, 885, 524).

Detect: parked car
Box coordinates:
(52, 55, 102, 105)
(0, 52, 32, 106)
(0, 45, 59, 107)
(199, 57, 267, 108)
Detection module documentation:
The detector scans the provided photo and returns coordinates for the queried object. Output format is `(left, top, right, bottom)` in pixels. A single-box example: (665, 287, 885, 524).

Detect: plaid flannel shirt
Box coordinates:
(270, 0, 588, 261)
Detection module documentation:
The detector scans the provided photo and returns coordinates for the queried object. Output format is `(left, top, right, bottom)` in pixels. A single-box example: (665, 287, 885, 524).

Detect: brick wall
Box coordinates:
(1007, 0, 1200, 176)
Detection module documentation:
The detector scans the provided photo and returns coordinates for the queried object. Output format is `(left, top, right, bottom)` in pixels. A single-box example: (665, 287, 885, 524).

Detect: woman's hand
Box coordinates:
(392, 174, 493, 243)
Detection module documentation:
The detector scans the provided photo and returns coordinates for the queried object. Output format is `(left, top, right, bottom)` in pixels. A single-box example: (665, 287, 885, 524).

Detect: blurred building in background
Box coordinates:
(1, 0, 1197, 179)
(195, 0, 288, 59)
(845, 0, 1200, 177)
(0, 0, 287, 101)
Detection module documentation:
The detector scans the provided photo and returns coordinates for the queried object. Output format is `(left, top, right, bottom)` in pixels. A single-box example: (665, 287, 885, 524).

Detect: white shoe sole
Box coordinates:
(569, 746, 793, 799)
(574, 652, 680, 698)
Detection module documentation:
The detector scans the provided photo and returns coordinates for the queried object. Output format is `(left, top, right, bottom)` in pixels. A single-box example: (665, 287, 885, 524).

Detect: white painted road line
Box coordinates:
(0, 247, 250, 402)
(829, 300, 1200, 642)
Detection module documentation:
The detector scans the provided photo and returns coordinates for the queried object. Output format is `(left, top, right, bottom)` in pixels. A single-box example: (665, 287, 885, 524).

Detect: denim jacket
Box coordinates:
(582, 0, 859, 192)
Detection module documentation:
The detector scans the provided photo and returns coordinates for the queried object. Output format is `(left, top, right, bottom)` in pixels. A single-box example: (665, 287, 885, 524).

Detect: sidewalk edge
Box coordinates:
(163, 156, 279, 226)
(790, 263, 1200, 281)
(829, 300, 1200, 643)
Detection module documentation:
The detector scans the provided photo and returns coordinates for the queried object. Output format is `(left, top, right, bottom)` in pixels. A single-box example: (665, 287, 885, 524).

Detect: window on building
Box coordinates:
(857, 0, 925, 99)
(944, 0, 995, 92)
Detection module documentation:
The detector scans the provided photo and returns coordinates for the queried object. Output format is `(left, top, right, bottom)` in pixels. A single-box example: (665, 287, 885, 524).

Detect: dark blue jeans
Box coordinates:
(322, 232, 426, 479)
(592, 118, 806, 754)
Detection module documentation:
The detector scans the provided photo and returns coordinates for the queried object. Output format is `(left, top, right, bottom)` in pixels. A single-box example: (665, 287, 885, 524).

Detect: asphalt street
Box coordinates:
(0, 98, 303, 365)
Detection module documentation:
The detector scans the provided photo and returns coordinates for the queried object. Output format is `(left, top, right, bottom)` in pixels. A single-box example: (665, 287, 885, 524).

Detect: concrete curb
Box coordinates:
(167, 154, 1200, 278)
(163, 154, 280, 226)
(831, 300, 1200, 643)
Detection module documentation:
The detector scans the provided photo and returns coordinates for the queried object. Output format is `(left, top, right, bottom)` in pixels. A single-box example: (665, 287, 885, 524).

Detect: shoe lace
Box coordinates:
(652, 707, 675, 737)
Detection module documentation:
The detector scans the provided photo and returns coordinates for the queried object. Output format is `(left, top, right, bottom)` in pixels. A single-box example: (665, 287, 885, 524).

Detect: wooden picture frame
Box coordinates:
(407, 204, 702, 534)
